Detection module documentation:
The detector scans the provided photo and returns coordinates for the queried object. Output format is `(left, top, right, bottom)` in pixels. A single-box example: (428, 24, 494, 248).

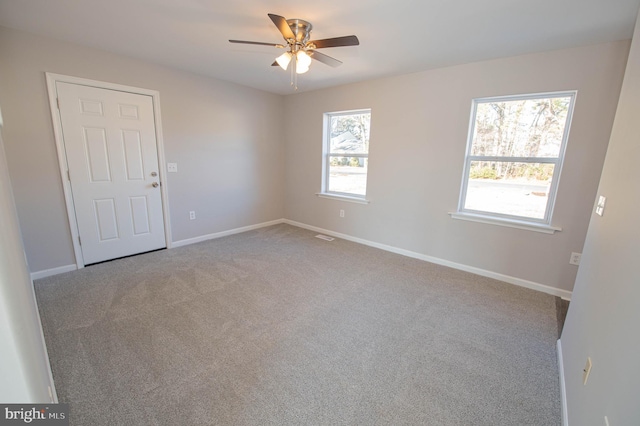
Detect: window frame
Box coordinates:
(457, 91, 577, 227)
(320, 109, 372, 201)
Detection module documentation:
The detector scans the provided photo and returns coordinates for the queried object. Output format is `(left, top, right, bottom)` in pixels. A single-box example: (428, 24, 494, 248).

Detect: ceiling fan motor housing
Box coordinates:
(286, 19, 312, 45)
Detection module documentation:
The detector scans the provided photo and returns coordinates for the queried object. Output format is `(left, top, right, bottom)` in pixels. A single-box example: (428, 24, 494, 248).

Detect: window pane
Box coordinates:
(471, 96, 572, 158)
(328, 156, 367, 196)
(464, 161, 555, 219)
(330, 113, 371, 154)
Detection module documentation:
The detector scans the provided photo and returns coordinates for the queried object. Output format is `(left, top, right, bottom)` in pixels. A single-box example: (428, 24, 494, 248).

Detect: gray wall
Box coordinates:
(2, 17, 639, 416)
(0, 109, 54, 402)
(560, 9, 640, 426)
(283, 41, 629, 293)
(0, 25, 631, 297)
(0, 26, 285, 273)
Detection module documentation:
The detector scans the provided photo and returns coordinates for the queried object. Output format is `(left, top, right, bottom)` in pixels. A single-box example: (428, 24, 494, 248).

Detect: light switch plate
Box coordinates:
(583, 357, 592, 385)
(570, 252, 582, 266)
(596, 195, 606, 216)
(167, 163, 178, 173)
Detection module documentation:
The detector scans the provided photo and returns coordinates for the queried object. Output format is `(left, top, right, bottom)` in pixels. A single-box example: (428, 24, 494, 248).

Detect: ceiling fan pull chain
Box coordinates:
(293, 54, 298, 90)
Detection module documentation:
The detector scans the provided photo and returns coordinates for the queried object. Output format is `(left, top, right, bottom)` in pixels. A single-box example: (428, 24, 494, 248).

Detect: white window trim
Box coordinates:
(449, 211, 562, 234)
(316, 192, 370, 204)
(456, 90, 577, 230)
(320, 109, 371, 201)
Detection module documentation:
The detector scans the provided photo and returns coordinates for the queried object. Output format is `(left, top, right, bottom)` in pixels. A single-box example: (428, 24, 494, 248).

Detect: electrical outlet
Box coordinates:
(189, 211, 196, 220)
(570, 252, 582, 265)
(167, 163, 178, 173)
(339, 209, 345, 218)
(583, 357, 592, 385)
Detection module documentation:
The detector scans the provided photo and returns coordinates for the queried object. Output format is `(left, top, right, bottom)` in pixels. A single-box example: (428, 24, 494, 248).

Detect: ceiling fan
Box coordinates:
(229, 13, 359, 81)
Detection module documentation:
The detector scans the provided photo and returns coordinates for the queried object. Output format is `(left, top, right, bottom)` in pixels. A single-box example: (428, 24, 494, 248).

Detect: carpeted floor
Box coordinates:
(35, 224, 561, 425)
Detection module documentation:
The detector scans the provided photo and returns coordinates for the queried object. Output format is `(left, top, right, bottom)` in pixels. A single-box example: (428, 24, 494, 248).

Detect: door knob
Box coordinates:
(152, 182, 159, 188)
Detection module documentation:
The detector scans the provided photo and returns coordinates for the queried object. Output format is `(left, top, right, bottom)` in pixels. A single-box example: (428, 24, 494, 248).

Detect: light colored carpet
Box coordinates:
(35, 224, 561, 425)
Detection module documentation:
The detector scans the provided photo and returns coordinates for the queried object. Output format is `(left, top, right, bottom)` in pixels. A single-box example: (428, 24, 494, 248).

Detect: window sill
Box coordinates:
(316, 193, 370, 204)
(449, 212, 561, 234)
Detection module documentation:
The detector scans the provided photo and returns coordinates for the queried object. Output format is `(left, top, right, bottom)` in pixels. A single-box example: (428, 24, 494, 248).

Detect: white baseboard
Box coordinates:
(557, 339, 569, 426)
(29, 220, 285, 279)
(30, 219, 574, 302)
(30, 264, 77, 281)
(171, 219, 285, 248)
(283, 219, 572, 300)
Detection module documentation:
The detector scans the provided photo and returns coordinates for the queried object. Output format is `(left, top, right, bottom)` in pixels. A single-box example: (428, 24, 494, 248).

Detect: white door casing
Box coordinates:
(47, 75, 171, 266)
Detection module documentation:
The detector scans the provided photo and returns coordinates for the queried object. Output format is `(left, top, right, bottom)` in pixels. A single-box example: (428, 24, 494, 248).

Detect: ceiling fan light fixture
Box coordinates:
(295, 50, 311, 74)
(276, 51, 292, 70)
(296, 63, 310, 74)
(230, 14, 360, 88)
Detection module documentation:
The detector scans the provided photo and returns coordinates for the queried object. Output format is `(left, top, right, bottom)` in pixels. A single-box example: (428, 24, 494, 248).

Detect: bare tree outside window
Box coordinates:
(460, 92, 575, 223)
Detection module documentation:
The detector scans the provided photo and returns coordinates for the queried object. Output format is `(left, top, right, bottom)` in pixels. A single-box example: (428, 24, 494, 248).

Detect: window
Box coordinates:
(457, 92, 576, 227)
(321, 109, 371, 199)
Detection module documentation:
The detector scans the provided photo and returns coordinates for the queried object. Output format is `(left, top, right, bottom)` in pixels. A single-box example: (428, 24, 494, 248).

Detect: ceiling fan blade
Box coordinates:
(229, 40, 285, 48)
(309, 51, 342, 67)
(268, 13, 296, 40)
(308, 35, 359, 49)
(271, 61, 279, 66)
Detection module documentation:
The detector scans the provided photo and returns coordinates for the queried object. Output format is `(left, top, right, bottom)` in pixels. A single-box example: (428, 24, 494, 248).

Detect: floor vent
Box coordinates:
(315, 234, 335, 241)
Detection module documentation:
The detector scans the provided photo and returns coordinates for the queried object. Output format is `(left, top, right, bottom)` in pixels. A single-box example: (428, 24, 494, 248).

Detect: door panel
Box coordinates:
(79, 98, 104, 115)
(84, 127, 111, 182)
(122, 130, 144, 180)
(94, 198, 119, 241)
(129, 196, 151, 235)
(57, 82, 165, 265)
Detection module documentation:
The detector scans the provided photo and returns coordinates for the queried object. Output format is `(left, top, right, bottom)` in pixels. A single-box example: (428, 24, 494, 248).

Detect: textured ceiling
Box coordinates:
(1, 0, 639, 95)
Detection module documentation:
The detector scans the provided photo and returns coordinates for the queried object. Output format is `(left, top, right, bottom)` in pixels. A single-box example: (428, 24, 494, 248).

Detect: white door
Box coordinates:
(56, 82, 166, 265)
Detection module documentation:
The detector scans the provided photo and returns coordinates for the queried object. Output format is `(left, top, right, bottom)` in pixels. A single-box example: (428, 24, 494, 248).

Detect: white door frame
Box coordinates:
(45, 73, 173, 269)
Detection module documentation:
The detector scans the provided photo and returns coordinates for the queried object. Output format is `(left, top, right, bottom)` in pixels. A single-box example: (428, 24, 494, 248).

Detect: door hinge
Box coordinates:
(78, 236, 81, 246)
(67, 170, 71, 181)
(56, 98, 60, 109)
